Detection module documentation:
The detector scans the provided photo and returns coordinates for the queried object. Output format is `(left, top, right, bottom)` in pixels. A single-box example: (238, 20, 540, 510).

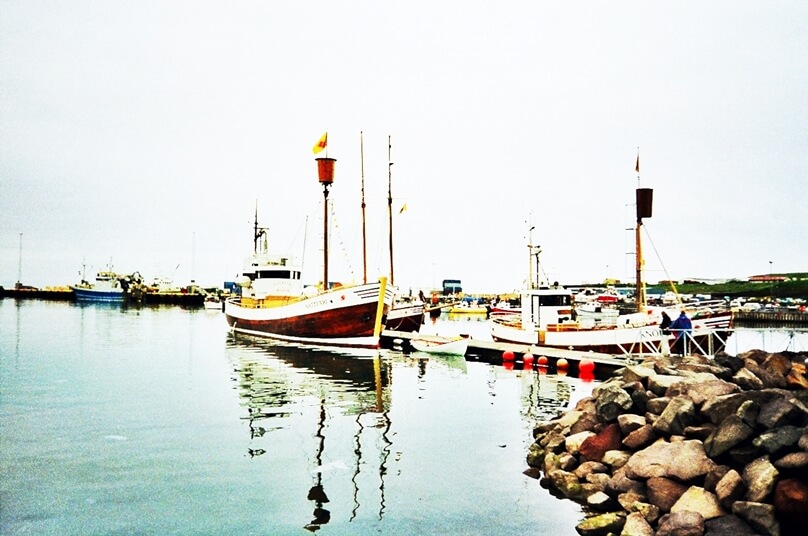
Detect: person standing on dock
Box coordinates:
(660, 311, 672, 333)
(669, 310, 692, 354)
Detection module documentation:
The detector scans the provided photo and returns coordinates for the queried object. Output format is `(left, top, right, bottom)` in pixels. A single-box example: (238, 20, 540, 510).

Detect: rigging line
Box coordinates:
(641, 223, 682, 304)
(328, 198, 357, 283)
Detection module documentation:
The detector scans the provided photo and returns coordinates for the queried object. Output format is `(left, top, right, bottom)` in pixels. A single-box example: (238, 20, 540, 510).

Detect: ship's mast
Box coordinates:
(635, 206, 645, 312)
(387, 136, 394, 287)
(360, 131, 368, 284)
(253, 201, 268, 254)
(634, 151, 653, 313)
(316, 155, 337, 289)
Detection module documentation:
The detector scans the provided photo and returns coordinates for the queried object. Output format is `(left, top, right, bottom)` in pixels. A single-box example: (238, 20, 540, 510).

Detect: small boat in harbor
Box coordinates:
(70, 265, 134, 302)
(203, 295, 222, 311)
(574, 301, 620, 326)
(446, 300, 488, 315)
(386, 302, 425, 332)
(225, 151, 393, 349)
(410, 335, 470, 356)
(487, 301, 521, 316)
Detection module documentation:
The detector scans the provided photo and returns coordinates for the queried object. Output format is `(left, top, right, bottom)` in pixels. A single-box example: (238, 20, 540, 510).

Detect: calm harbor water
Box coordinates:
(1, 300, 592, 535)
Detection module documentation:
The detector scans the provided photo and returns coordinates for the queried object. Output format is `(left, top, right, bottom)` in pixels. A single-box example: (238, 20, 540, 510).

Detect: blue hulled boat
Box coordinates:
(70, 270, 126, 302)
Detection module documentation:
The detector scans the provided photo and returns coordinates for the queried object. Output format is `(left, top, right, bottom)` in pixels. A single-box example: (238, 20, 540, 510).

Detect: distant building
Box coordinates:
(748, 275, 789, 283)
(442, 279, 462, 295)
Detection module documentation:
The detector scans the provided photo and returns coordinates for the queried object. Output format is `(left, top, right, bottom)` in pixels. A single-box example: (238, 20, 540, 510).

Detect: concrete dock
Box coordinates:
(0, 286, 206, 307)
(381, 329, 631, 375)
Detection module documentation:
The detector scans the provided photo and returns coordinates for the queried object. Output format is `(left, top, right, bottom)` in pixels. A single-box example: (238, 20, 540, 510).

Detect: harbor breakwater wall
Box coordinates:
(0, 286, 206, 307)
(526, 350, 808, 536)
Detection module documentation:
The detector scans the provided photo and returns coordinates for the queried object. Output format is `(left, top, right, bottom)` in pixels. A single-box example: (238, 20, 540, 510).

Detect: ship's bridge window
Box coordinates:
(257, 270, 293, 279)
(539, 294, 571, 307)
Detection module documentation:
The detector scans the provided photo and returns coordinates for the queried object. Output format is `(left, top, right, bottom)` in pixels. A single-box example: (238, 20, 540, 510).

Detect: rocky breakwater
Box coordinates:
(526, 349, 808, 536)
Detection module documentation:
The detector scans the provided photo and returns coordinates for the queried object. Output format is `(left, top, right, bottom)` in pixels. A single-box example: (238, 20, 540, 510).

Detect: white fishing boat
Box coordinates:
(491, 185, 728, 356)
(410, 335, 470, 356)
(490, 284, 669, 355)
(203, 295, 222, 311)
(574, 301, 621, 326)
(225, 151, 393, 349)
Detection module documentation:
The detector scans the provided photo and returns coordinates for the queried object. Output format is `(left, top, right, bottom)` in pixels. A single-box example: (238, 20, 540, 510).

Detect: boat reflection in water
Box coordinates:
(225, 330, 595, 534)
(227, 333, 400, 532)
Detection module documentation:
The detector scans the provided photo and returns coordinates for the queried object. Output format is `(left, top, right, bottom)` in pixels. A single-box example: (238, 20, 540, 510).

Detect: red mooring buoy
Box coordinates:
(557, 358, 569, 371)
(502, 350, 515, 361)
(579, 358, 596, 375)
(523, 353, 535, 366)
(537, 355, 549, 367)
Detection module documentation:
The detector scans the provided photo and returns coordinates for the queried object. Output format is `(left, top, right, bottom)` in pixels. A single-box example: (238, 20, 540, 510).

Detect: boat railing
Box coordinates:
(667, 327, 808, 357)
(616, 327, 669, 362)
(613, 326, 808, 361)
(667, 327, 730, 357)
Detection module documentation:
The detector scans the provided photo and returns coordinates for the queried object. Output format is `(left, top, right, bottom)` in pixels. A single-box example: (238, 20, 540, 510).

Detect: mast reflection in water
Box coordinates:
(226, 331, 594, 534)
(228, 334, 395, 532)
(1, 301, 595, 535)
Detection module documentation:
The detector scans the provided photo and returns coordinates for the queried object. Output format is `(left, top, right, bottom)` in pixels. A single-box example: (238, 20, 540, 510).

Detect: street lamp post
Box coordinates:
(769, 260, 773, 303)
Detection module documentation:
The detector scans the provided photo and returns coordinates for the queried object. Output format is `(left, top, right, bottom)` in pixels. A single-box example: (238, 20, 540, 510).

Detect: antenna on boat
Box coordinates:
(527, 220, 539, 289)
(191, 231, 196, 285)
(16, 232, 22, 289)
(253, 201, 269, 254)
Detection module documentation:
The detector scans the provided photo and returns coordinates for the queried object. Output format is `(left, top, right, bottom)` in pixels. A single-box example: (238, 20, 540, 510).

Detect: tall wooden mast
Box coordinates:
(387, 135, 394, 287)
(360, 132, 368, 284)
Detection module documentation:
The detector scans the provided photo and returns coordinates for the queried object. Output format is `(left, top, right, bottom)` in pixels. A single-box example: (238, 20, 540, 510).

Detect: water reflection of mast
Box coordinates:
(304, 398, 331, 532)
(228, 338, 395, 528)
(378, 357, 392, 520)
(348, 354, 392, 521)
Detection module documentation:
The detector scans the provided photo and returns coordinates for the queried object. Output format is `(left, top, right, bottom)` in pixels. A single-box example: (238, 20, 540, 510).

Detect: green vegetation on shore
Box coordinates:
(645, 273, 808, 301)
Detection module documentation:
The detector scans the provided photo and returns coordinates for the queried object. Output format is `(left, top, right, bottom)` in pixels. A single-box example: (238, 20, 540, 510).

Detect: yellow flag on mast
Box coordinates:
(312, 132, 328, 154)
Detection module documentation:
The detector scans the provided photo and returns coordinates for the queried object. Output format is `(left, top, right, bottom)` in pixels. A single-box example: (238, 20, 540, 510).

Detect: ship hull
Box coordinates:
(225, 281, 391, 349)
(70, 286, 125, 303)
(385, 304, 424, 333)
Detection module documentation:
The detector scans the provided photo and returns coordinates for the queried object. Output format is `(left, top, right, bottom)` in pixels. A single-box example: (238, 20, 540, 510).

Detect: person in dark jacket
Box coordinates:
(660, 311, 672, 333)
(669, 310, 692, 354)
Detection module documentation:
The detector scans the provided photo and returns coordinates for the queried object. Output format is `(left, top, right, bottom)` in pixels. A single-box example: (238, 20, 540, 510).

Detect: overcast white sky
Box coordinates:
(2, 1, 807, 293)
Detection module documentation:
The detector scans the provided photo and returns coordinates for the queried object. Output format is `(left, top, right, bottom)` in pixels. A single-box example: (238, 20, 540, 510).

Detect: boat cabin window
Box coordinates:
(256, 270, 299, 279)
(538, 294, 571, 307)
